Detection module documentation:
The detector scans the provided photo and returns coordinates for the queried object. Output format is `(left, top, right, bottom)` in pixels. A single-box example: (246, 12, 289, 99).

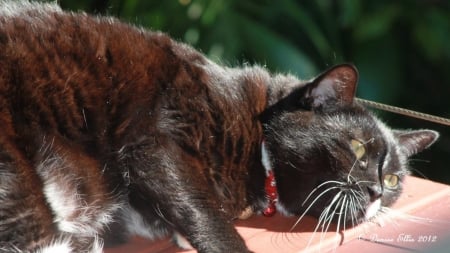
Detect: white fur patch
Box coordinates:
(122, 205, 168, 240)
(42, 177, 81, 233)
(365, 199, 381, 220)
(260, 141, 272, 176)
(89, 236, 104, 253)
(36, 241, 72, 253)
(35, 236, 103, 253)
(261, 141, 295, 216)
(123, 206, 154, 238)
(172, 232, 194, 250)
(40, 164, 117, 236)
(275, 201, 294, 216)
(35, 142, 121, 252)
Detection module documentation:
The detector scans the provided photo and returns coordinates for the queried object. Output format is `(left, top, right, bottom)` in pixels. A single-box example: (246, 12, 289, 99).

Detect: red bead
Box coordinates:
(263, 170, 277, 217)
(263, 204, 276, 217)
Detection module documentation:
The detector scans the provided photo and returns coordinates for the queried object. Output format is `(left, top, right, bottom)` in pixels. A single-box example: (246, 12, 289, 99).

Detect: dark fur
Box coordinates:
(0, 2, 439, 253)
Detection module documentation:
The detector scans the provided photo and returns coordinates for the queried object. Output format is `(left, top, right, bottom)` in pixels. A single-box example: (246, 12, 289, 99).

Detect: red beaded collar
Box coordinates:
(261, 141, 278, 217)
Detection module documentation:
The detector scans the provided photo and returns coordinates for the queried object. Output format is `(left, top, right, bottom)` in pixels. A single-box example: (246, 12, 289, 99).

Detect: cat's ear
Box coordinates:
(301, 64, 358, 109)
(394, 130, 439, 157)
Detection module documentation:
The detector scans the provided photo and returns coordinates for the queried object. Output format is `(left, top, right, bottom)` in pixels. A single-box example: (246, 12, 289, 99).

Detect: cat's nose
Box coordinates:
(367, 185, 383, 202)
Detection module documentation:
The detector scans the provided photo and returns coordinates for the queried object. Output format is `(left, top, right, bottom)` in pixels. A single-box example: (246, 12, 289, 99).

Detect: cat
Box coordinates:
(0, 1, 439, 253)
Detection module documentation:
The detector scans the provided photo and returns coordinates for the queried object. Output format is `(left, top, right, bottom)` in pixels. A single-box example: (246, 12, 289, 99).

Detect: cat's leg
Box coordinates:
(32, 136, 123, 252)
(0, 138, 114, 252)
(0, 141, 57, 251)
(119, 137, 250, 253)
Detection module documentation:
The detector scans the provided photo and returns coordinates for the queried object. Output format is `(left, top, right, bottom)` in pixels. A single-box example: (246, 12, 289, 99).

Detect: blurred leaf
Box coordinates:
(353, 5, 400, 42)
(200, 0, 227, 25)
(121, 0, 139, 16)
(236, 13, 318, 77)
(413, 8, 450, 61)
(354, 37, 402, 103)
(339, 0, 362, 27)
(59, 0, 90, 11)
(280, 1, 333, 61)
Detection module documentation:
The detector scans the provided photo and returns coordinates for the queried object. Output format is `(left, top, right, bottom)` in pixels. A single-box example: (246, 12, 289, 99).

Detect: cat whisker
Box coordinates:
(330, 195, 348, 253)
(379, 207, 450, 225)
(293, 180, 368, 245)
(321, 195, 339, 239)
(346, 159, 359, 184)
(38, 135, 56, 155)
(345, 175, 376, 191)
(345, 137, 374, 184)
(347, 193, 376, 239)
(307, 191, 344, 252)
(408, 158, 431, 163)
(353, 180, 376, 185)
(305, 195, 335, 251)
(346, 191, 364, 224)
(353, 199, 373, 239)
(373, 207, 400, 228)
(154, 203, 174, 227)
(351, 190, 366, 215)
(306, 207, 328, 250)
(350, 188, 366, 202)
(408, 168, 429, 180)
(290, 185, 342, 231)
(342, 195, 350, 231)
(302, 180, 345, 206)
(322, 194, 345, 251)
(348, 195, 359, 227)
(82, 108, 88, 129)
(363, 138, 375, 145)
(336, 194, 347, 233)
(323, 192, 343, 233)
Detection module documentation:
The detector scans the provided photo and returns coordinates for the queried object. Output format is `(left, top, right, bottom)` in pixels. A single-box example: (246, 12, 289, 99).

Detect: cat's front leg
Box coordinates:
(119, 138, 250, 253)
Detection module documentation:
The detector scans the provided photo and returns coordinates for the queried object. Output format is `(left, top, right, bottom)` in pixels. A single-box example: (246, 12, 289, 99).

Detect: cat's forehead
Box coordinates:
(320, 109, 384, 139)
(372, 117, 411, 171)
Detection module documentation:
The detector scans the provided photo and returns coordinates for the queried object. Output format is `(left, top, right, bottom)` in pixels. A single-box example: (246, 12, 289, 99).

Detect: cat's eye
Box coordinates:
(350, 139, 366, 160)
(383, 174, 399, 189)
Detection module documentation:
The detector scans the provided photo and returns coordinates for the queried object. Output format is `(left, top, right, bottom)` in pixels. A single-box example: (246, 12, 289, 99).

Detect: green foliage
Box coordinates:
(58, 0, 450, 183)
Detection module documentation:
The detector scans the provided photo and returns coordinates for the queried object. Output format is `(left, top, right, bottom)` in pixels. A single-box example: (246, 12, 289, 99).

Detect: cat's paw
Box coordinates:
(238, 206, 253, 220)
(172, 232, 194, 250)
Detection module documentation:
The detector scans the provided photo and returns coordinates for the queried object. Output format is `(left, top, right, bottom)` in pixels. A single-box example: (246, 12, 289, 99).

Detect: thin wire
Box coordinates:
(356, 98, 450, 127)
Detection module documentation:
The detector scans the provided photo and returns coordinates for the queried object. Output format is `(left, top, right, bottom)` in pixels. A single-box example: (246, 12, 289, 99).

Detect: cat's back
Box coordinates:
(0, 0, 174, 93)
(0, 1, 197, 144)
(0, 0, 270, 173)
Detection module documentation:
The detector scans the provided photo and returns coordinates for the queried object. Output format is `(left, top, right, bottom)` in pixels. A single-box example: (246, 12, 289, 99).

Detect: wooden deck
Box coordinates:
(105, 176, 450, 252)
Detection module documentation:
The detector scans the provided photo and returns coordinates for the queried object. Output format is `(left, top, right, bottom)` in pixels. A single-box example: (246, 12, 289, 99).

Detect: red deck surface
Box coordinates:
(105, 176, 450, 252)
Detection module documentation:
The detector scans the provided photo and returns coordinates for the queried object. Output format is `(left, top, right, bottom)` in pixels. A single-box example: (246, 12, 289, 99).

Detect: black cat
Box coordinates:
(0, 1, 438, 252)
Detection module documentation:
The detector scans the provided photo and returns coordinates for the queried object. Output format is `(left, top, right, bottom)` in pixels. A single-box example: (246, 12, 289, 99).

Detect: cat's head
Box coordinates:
(262, 64, 439, 225)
